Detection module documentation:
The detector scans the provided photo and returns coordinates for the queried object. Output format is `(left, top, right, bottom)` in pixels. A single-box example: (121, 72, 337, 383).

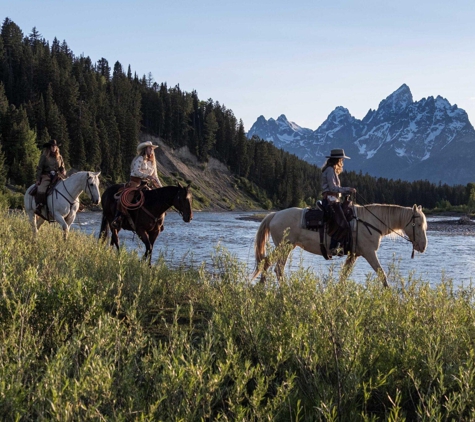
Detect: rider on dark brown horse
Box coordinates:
(321, 149, 356, 256)
(111, 141, 163, 229)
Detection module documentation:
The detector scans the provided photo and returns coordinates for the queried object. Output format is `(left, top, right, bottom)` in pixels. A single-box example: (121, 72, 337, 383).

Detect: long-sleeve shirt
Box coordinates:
(321, 166, 353, 196)
(130, 156, 162, 186)
(36, 153, 65, 181)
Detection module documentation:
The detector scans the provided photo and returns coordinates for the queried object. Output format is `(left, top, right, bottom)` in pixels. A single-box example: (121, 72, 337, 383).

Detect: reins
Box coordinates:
(354, 193, 419, 258)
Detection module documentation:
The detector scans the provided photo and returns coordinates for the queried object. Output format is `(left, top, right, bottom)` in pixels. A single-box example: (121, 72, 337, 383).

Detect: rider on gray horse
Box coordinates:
(35, 139, 66, 216)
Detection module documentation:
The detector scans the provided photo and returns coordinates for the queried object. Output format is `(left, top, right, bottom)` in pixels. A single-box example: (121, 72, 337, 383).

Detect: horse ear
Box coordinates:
(417, 205, 422, 211)
(95, 171, 101, 177)
(412, 204, 417, 212)
(177, 182, 183, 188)
(186, 181, 192, 189)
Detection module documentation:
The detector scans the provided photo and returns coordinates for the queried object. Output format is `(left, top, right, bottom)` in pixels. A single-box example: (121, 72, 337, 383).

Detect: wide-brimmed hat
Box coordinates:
(137, 141, 158, 153)
(326, 148, 350, 159)
(43, 139, 61, 148)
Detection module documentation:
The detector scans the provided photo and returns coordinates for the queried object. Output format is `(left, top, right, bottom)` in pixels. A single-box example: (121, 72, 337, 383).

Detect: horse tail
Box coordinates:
(252, 212, 276, 280)
(99, 213, 109, 241)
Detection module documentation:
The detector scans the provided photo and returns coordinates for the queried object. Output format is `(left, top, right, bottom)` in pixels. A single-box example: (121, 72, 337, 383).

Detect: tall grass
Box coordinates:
(1, 210, 475, 420)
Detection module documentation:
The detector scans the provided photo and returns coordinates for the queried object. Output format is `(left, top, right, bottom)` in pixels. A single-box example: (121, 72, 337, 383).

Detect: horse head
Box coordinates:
(404, 204, 428, 253)
(86, 171, 101, 205)
(174, 182, 193, 222)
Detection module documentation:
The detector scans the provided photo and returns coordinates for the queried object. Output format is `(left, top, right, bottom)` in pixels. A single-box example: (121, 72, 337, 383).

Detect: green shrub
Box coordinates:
(1, 211, 475, 420)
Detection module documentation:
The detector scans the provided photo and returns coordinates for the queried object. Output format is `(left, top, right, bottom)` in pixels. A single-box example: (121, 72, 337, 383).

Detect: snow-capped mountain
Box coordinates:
(247, 84, 475, 185)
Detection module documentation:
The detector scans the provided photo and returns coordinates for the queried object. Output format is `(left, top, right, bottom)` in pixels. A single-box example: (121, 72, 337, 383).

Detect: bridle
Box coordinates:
(404, 211, 420, 259)
(84, 174, 99, 201)
(172, 188, 191, 219)
(355, 193, 422, 259)
(54, 173, 98, 207)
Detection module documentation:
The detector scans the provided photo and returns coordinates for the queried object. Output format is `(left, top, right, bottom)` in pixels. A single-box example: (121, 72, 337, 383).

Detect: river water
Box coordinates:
(72, 211, 475, 287)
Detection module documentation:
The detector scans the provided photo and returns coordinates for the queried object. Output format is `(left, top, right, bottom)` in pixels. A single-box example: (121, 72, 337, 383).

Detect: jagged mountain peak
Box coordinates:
(247, 84, 475, 185)
(377, 84, 413, 115)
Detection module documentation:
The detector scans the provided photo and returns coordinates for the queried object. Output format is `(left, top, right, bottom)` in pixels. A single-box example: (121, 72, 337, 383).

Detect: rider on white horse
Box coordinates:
(321, 149, 356, 256)
(35, 139, 66, 216)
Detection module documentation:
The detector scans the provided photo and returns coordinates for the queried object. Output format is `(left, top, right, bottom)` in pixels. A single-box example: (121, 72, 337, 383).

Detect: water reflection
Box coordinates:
(72, 211, 475, 286)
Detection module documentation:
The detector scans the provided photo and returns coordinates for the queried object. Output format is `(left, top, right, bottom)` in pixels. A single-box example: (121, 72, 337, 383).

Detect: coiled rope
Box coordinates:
(120, 187, 145, 210)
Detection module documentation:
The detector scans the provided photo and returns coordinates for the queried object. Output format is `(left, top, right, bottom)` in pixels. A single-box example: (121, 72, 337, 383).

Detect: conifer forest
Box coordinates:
(0, 18, 471, 209)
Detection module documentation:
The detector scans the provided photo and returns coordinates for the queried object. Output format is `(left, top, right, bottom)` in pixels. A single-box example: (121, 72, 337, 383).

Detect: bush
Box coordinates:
(1, 211, 475, 420)
(0, 190, 25, 209)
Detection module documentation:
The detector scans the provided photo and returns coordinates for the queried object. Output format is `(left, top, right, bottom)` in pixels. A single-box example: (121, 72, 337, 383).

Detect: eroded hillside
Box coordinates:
(140, 134, 264, 211)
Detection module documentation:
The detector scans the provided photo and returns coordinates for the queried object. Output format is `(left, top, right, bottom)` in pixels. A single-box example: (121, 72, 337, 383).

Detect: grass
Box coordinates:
(1, 210, 475, 420)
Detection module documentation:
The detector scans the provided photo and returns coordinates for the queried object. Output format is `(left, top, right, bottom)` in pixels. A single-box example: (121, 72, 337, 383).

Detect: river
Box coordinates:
(71, 211, 475, 287)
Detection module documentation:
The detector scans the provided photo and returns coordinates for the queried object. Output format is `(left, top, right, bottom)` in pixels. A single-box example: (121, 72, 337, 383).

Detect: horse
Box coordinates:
(252, 204, 428, 287)
(99, 183, 193, 263)
(24, 171, 101, 240)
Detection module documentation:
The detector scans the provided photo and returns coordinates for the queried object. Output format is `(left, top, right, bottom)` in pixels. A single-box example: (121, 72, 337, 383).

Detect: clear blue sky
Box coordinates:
(2, 0, 474, 131)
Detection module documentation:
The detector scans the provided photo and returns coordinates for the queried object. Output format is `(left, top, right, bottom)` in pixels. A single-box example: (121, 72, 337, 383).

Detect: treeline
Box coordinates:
(0, 17, 471, 209)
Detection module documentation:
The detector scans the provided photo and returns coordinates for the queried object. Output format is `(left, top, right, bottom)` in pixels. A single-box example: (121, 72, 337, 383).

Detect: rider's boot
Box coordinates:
(34, 192, 46, 216)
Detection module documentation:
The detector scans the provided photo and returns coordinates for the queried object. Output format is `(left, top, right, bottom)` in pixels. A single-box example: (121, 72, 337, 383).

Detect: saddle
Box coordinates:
(304, 197, 354, 260)
(29, 174, 62, 197)
(30, 175, 64, 221)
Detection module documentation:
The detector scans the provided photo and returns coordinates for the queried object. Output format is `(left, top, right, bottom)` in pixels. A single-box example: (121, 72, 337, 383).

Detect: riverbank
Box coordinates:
(237, 212, 475, 234)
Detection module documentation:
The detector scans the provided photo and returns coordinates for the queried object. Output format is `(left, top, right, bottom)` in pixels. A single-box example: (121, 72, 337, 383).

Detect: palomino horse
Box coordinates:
(252, 204, 428, 287)
(99, 183, 193, 263)
(24, 171, 101, 240)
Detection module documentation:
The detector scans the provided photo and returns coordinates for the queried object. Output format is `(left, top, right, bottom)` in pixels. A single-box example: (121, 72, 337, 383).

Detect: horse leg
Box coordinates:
(137, 229, 152, 264)
(64, 210, 77, 228)
(362, 250, 388, 287)
(341, 254, 358, 280)
(259, 257, 271, 284)
(275, 250, 290, 280)
(147, 228, 160, 259)
(53, 213, 70, 241)
(29, 213, 40, 239)
(110, 228, 120, 250)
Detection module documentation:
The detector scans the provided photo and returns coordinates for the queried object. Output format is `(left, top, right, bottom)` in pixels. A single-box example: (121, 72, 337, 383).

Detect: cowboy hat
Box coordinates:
(43, 139, 61, 148)
(326, 148, 350, 159)
(137, 141, 158, 153)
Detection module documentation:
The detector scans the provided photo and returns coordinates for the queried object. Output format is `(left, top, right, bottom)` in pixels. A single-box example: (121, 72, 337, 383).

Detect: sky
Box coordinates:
(2, 0, 474, 131)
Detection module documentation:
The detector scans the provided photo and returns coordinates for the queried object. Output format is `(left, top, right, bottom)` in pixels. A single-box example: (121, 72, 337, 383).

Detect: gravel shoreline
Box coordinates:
(427, 218, 475, 235)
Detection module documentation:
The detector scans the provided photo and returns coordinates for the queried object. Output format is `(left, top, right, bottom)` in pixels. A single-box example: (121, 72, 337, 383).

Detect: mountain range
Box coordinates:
(247, 84, 475, 185)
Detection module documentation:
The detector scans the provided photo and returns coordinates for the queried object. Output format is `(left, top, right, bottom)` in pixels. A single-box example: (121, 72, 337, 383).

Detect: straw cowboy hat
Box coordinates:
(43, 139, 61, 148)
(326, 148, 351, 159)
(137, 141, 159, 154)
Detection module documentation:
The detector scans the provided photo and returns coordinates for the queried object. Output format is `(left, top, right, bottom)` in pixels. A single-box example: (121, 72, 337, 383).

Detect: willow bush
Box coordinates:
(1, 210, 475, 421)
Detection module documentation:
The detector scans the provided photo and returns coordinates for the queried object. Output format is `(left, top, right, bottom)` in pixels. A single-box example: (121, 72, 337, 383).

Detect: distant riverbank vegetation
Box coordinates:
(2, 210, 475, 420)
(0, 17, 474, 212)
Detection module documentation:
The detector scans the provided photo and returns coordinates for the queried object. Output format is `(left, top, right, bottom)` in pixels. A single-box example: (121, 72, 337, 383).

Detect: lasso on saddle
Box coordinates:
(112, 181, 158, 231)
(304, 197, 354, 260)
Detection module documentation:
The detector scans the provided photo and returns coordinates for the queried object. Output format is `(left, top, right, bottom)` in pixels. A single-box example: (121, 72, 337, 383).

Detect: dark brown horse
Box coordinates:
(99, 183, 193, 263)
